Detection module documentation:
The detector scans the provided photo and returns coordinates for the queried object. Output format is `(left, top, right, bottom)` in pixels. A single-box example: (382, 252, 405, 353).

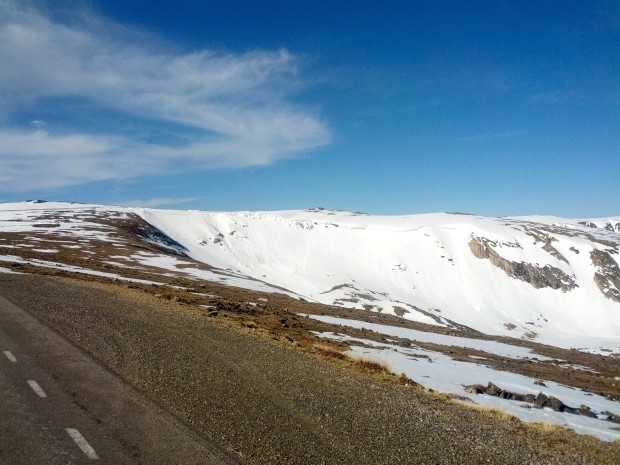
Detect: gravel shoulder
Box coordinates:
(1, 273, 619, 465)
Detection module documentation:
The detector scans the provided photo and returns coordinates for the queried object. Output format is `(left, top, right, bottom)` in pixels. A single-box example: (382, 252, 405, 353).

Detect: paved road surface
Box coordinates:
(0, 294, 236, 465)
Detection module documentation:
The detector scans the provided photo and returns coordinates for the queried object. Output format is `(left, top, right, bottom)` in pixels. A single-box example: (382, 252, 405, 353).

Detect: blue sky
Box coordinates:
(0, 0, 618, 216)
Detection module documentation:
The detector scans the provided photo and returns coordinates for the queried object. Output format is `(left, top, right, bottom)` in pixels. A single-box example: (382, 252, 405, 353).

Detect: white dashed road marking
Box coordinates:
(3, 350, 17, 362)
(27, 380, 47, 398)
(66, 428, 99, 460)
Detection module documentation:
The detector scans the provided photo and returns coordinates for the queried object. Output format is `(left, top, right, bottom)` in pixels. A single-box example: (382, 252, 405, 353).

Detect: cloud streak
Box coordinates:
(0, 1, 331, 192)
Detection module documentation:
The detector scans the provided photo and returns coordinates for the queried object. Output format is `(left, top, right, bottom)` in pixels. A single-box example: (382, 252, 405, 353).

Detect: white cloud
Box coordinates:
(0, 1, 331, 192)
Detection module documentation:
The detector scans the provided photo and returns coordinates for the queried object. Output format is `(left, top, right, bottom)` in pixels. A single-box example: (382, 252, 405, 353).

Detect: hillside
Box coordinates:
(138, 206, 620, 352)
(1, 200, 619, 444)
(3, 201, 618, 351)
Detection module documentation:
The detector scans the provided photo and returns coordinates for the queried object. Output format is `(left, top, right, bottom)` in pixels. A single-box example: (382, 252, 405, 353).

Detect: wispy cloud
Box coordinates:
(0, 1, 331, 192)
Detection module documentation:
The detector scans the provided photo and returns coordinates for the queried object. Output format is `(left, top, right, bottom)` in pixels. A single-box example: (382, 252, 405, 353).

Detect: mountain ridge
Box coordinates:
(1, 200, 619, 354)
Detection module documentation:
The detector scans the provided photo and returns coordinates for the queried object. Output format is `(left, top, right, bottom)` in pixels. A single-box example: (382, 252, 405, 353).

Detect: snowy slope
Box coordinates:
(1, 202, 619, 352)
(136, 207, 620, 351)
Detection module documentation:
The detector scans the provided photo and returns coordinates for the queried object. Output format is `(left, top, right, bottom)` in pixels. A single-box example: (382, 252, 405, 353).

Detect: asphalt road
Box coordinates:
(0, 294, 236, 465)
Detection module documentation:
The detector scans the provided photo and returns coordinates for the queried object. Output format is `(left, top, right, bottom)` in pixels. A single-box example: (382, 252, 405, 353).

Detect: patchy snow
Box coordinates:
(0, 254, 162, 286)
(126, 251, 301, 297)
(0, 265, 21, 274)
(315, 331, 620, 442)
(302, 313, 557, 361)
(0, 201, 128, 243)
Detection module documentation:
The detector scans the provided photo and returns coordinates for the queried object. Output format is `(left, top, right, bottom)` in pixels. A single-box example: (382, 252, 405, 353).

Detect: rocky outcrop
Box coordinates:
(526, 229, 569, 263)
(464, 382, 598, 419)
(469, 237, 577, 292)
(591, 249, 620, 302)
(605, 222, 620, 233)
(578, 220, 620, 235)
(464, 382, 535, 403)
(121, 215, 188, 256)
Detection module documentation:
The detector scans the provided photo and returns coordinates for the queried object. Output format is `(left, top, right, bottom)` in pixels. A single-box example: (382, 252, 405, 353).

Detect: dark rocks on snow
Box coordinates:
(590, 249, 620, 302)
(469, 237, 577, 292)
(125, 217, 188, 256)
(464, 382, 535, 403)
(603, 411, 620, 424)
(464, 382, 602, 420)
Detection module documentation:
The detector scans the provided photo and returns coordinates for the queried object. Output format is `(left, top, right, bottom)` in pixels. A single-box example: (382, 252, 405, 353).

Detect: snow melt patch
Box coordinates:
(302, 314, 554, 361)
(0, 254, 162, 286)
(315, 331, 620, 442)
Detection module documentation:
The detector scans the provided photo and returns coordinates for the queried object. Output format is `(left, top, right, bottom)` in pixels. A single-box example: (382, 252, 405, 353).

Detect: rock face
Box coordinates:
(469, 237, 577, 292)
(591, 249, 620, 303)
(122, 215, 189, 256)
(605, 222, 620, 233)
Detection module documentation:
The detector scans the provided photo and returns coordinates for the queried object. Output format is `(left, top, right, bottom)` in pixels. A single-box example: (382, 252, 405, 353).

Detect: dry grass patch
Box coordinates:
(313, 342, 347, 360)
(470, 405, 521, 423)
(351, 356, 391, 374)
(312, 342, 391, 375)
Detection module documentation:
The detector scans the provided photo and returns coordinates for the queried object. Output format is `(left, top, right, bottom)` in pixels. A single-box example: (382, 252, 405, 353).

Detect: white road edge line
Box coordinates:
(66, 428, 99, 460)
(27, 380, 47, 398)
(3, 351, 17, 362)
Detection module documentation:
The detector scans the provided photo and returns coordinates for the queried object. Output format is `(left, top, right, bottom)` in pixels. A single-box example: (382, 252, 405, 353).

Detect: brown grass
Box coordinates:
(470, 405, 521, 423)
(348, 355, 391, 374)
(312, 343, 391, 375)
(313, 342, 347, 360)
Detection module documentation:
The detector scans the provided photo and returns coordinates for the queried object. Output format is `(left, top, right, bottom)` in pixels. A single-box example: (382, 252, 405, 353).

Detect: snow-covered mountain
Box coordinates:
(1, 201, 619, 352)
(138, 206, 620, 350)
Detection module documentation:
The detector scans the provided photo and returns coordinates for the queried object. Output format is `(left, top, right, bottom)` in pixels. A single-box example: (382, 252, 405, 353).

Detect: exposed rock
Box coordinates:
(522, 330, 539, 340)
(464, 384, 486, 395)
(542, 241, 568, 264)
(464, 383, 534, 403)
(532, 392, 575, 412)
(526, 229, 569, 264)
(486, 382, 501, 397)
(543, 395, 565, 412)
(602, 411, 620, 424)
(393, 306, 410, 317)
(578, 405, 597, 418)
(590, 249, 620, 302)
(534, 392, 548, 408)
(122, 215, 188, 256)
(604, 222, 620, 233)
(469, 237, 577, 292)
(465, 383, 602, 419)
